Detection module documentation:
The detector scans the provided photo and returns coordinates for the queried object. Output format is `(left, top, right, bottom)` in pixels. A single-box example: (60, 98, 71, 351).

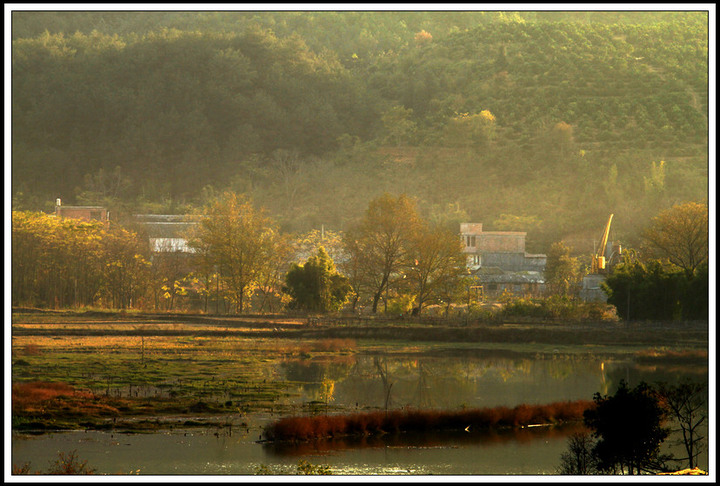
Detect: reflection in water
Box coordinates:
(12, 351, 708, 475)
(263, 422, 588, 457)
(278, 351, 706, 412)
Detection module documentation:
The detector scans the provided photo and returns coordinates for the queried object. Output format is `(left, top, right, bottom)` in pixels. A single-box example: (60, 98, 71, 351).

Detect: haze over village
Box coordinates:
(7, 7, 713, 478)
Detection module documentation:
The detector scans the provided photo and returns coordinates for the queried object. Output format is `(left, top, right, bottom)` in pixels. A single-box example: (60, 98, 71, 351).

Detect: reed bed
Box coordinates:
(264, 399, 594, 442)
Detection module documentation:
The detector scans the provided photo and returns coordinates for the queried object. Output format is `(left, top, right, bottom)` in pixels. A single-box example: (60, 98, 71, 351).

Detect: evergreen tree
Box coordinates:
(284, 246, 351, 313)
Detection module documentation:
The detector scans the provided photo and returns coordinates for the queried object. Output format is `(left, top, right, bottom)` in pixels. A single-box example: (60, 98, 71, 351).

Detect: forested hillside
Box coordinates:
(11, 11, 709, 253)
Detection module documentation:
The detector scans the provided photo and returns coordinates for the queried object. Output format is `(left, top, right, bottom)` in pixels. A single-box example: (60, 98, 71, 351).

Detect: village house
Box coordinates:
(132, 214, 199, 255)
(54, 199, 110, 228)
(460, 223, 546, 299)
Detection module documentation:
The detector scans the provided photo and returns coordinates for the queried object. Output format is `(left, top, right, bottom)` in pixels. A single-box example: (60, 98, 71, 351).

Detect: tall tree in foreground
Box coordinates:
(189, 192, 279, 313)
(557, 431, 598, 475)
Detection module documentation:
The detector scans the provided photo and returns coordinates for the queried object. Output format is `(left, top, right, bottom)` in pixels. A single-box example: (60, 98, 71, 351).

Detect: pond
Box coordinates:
(11, 349, 709, 476)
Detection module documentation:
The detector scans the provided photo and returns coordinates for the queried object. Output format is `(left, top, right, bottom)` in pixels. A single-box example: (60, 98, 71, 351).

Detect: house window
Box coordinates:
(473, 254, 481, 265)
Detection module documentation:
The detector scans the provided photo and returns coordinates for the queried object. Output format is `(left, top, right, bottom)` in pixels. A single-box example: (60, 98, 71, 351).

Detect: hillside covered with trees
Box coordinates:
(11, 10, 709, 253)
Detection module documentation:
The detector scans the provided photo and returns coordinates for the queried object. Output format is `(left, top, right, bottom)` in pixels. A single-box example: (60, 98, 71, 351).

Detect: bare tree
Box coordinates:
(657, 380, 707, 469)
(557, 431, 598, 475)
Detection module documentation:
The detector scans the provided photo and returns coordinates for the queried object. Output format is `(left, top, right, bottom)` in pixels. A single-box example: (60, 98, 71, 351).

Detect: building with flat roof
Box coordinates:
(460, 223, 545, 272)
(54, 199, 109, 227)
(133, 214, 199, 254)
(460, 222, 547, 298)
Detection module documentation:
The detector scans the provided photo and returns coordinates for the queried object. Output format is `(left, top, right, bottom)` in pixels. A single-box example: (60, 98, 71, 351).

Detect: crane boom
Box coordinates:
(593, 214, 614, 273)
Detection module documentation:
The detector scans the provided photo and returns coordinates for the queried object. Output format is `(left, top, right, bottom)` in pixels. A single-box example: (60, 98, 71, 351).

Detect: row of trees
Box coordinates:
(559, 379, 707, 474)
(187, 192, 468, 315)
(11, 211, 150, 309)
(11, 192, 468, 315)
(11, 195, 707, 320)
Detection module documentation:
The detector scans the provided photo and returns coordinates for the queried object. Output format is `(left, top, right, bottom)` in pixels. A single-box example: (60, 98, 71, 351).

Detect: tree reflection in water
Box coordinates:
(277, 351, 707, 414)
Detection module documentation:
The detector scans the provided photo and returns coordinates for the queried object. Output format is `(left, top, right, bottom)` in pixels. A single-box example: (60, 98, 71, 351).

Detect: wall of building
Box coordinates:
(481, 252, 528, 271)
(476, 232, 526, 253)
(55, 206, 109, 226)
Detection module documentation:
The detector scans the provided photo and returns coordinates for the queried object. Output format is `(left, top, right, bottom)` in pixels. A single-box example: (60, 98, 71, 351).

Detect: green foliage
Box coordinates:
(188, 192, 286, 313)
(284, 247, 351, 313)
(343, 193, 422, 313)
(584, 380, 670, 474)
(385, 293, 415, 316)
(381, 104, 417, 146)
(10, 12, 708, 251)
(641, 201, 709, 278)
(602, 259, 707, 321)
(544, 242, 582, 296)
(501, 295, 611, 321)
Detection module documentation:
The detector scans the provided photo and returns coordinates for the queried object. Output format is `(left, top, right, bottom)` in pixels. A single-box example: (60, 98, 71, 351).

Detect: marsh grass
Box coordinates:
(11, 328, 300, 429)
(264, 400, 595, 442)
(13, 449, 95, 475)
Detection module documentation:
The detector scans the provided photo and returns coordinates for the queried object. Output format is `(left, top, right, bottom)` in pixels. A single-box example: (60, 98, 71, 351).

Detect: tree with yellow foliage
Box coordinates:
(189, 192, 282, 313)
(642, 201, 708, 278)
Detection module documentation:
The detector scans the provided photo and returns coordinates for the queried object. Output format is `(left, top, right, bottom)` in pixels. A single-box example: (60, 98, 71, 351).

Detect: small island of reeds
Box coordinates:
(264, 400, 594, 442)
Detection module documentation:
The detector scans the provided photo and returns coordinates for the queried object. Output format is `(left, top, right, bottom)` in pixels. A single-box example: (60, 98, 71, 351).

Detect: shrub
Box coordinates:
(12, 381, 77, 410)
(297, 460, 332, 475)
(312, 338, 357, 353)
(23, 344, 42, 356)
(47, 450, 95, 475)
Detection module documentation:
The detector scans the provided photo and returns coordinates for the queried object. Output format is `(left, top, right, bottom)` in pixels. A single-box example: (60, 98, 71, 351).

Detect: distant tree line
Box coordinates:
(11, 211, 150, 309)
(11, 197, 707, 322)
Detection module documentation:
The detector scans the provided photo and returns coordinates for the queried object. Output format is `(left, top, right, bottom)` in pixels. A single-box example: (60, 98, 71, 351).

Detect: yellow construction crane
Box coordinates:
(591, 214, 614, 274)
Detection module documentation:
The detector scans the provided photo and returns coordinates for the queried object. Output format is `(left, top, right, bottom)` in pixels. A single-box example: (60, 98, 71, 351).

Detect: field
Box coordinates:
(10, 310, 708, 434)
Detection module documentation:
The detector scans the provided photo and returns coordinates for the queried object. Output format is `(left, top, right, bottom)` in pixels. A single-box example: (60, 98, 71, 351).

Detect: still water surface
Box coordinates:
(12, 350, 708, 475)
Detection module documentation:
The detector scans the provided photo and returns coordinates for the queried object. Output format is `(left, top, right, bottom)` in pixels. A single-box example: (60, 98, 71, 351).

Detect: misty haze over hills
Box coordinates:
(10, 9, 709, 253)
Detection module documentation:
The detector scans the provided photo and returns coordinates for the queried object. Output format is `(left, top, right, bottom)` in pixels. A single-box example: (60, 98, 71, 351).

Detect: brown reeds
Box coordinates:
(311, 338, 357, 353)
(264, 399, 595, 442)
(12, 381, 78, 409)
(11, 381, 105, 415)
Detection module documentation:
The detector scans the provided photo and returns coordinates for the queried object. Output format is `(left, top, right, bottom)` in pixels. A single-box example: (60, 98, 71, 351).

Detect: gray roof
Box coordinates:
(133, 215, 199, 238)
(472, 267, 545, 284)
